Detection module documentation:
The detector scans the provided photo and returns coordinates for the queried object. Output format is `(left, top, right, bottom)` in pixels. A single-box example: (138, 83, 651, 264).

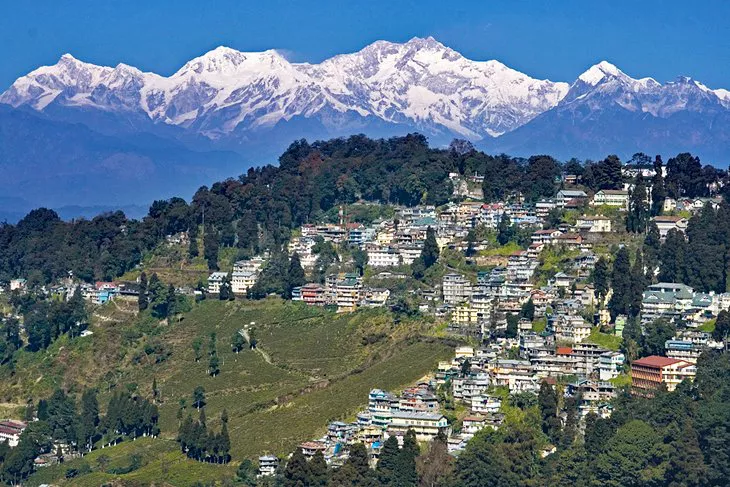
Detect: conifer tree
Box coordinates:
(285, 252, 306, 298)
(138, 272, 148, 311)
(538, 381, 561, 444)
(377, 435, 399, 485)
(396, 429, 419, 486)
(650, 155, 666, 216)
(309, 451, 329, 486)
(283, 448, 310, 487)
(593, 256, 609, 306)
(421, 226, 440, 268)
(608, 247, 632, 318)
(626, 177, 649, 233)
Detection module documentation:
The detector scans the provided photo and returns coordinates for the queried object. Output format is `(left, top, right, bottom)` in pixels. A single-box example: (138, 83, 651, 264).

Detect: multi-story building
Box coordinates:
(598, 351, 625, 380)
(641, 283, 694, 323)
(592, 189, 629, 209)
(207, 272, 228, 294)
(366, 245, 401, 268)
(556, 190, 588, 208)
(631, 355, 696, 396)
(442, 273, 473, 305)
(231, 271, 257, 294)
(387, 412, 449, 442)
(258, 455, 280, 477)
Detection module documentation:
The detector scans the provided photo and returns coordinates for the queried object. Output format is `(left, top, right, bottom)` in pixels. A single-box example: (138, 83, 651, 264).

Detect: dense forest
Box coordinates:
(1, 134, 728, 286)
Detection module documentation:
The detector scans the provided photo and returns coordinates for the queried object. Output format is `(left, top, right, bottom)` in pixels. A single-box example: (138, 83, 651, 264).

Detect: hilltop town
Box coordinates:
(1, 138, 730, 485)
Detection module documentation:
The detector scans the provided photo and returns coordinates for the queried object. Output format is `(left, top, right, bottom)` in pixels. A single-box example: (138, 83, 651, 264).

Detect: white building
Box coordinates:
(207, 272, 228, 294)
(231, 271, 257, 294)
(598, 351, 625, 381)
(592, 190, 629, 209)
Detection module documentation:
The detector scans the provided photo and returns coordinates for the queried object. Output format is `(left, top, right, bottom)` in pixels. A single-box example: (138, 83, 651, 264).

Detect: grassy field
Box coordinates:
(587, 326, 623, 351)
(2, 297, 453, 481)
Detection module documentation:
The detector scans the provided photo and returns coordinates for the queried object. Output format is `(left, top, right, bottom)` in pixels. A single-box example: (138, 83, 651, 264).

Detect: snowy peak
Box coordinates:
(2, 39, 729, 142)
(578, 61, 624, 85)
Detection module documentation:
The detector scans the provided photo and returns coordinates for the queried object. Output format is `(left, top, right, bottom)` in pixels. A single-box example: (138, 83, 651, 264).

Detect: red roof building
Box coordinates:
(631, 355, 696, 396)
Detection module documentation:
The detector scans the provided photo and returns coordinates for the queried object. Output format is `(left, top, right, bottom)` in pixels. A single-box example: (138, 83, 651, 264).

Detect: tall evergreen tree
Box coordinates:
(396, 429, 419, 486)
(650, 155, 666, 216)
(376, 435, 399, 485)
(497, 214, 513, 246)
(593, 256, 610, 307)
(643, 223, 661, 283)
(421, 226, 440, 268)
(203, 224, 219, 271)
(626, 177, 649, 233)
(218, 274, 233, 301)
(285, 253, 306, 299)
(659, 229, 687, 283)
(629, 250, 647, 318)
(138, 272, 148, 311)
(538, 381, 561, 444)
(608, 247, 632, 318)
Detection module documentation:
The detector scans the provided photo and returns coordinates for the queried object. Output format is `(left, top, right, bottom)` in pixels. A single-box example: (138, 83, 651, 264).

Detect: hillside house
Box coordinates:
(207, 272, 228, 294)
(652, 216, 689, 239)
(591, 189, 629, 209)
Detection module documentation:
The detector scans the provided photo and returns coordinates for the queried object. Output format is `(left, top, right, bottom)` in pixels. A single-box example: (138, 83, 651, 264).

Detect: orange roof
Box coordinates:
(462, 415, 486, 422)
(556, 347, 573, 355)
(632, 355, 683, 368)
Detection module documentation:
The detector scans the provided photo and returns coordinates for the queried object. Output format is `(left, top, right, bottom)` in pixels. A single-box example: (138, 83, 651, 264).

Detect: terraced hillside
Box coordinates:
(1, 297, 453, 479)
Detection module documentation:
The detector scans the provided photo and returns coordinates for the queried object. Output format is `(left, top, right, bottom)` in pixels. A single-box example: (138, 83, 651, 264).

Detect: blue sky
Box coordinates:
(2, 0, 729, 90)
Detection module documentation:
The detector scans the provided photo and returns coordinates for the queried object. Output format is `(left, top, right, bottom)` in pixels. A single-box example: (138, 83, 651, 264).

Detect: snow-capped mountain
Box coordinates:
(3, 38, 730, 214)
(488, 61, 730, 160)
(0, 37, 569, 140)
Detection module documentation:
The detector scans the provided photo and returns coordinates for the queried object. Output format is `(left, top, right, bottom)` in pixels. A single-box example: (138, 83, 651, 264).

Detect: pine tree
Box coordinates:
(204, 224, 219, 271)
(285, 253, 306, 299)
(231, 331, 246, 353)
(497, 214, 513, 246)
(538, 381, 561, 444)
(629, 250, 647, 318)
(421, 226, 440, 268)
(712, 310, 730, 343)
(283, 448, 310, 487)
(643, 223, 661, 283)
(192, 386, 206, 410)
(593, 256, 609, 307)
(396, 429, 419, 486)
(376, 435, 399, 484)
(608, 247, 632, 318)
(138, 272, 148, 311)
(309, 451, 329, 486)
(77, 389, 99, 452)
(520, 298, 535, 321)
(188, 225, 199, 258)
(650, 155, 666, 216)
(627, 177, 649, 233)
(219, 423, 231, 463)
(659, 229, 687, 283)
(219, 274, 233, 301)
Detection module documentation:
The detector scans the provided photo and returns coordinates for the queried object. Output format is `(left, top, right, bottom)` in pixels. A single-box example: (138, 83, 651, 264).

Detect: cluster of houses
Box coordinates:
(257, 385, 449, 475)
(291, 274, 390, 313)
(207, 256, 266, 295)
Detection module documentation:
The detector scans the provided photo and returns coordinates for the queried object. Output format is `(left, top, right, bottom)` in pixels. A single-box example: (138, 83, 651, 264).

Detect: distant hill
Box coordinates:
(0, 105, 246, 211)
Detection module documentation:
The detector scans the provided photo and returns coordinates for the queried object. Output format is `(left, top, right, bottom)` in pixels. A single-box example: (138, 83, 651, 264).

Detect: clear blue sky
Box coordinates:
(2, 0, 729, 90)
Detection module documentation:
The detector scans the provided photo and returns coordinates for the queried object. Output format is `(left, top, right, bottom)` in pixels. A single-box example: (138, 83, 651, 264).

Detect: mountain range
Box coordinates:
(2, 36, 730, 218)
